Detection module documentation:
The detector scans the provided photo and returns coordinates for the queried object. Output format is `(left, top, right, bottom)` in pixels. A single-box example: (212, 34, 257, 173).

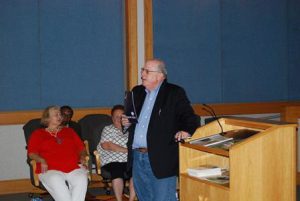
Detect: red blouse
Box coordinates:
(27, 127, 85, 174)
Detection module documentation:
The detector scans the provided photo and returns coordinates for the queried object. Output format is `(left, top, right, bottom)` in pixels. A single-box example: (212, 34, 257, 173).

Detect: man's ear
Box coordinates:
(158, 73, 165, 81)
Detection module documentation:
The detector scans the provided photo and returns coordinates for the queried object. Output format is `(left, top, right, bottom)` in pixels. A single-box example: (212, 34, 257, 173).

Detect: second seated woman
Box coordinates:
(97, 105, 136, 201)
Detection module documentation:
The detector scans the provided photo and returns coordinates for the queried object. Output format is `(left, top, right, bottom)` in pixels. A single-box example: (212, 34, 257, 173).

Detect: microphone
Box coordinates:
(122, 90, 138, 134)
(202, 103, 224, 135)
(124, 91, 138, 124)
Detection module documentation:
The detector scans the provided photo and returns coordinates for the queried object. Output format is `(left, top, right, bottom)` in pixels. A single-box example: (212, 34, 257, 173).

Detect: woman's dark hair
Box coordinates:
(111, 104, 124, 115)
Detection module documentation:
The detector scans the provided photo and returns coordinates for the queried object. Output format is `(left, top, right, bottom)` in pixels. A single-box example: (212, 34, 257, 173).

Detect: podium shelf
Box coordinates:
(180, 173, 230, 190)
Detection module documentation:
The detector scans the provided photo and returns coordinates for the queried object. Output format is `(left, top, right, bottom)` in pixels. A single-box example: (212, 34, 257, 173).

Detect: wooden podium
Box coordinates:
(179, 117, 296, 201)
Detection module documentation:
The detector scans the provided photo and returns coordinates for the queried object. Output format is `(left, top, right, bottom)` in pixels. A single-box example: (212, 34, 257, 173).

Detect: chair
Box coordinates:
(68, 120, 83, 140)
(93, 150, 131, 197)
(23, 118, 90, 200)
(23, 118, 44, 145)
(78, 114, 113, 194)
(93, 150, 112, 195)
(80, 117, 131, 197)
(23, 118, 49, 198)
(79, 114, 112, 157)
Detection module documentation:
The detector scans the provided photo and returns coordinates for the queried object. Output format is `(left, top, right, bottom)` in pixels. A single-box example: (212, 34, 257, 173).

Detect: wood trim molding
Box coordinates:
(125, 0, 138, 90)
(193, 101, 300, 116)
(0, 107, 111, 125)
(1, 101, 300, 125)
(144, 0, 153, 60)
(281, 106, 300, 123)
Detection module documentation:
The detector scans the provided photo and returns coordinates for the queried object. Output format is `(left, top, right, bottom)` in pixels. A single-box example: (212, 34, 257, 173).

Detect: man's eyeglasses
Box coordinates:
(141, 68, 162, 74)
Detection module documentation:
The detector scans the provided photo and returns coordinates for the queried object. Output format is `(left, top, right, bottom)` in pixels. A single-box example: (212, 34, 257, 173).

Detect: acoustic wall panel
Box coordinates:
(221, 0, 288, 102)
(0, 0, 125, 111)
(288, 0, 300, 100)
(153, 0, 222, 104)
(0, 1, 40, 111)
(39, 0, 125, 108)
(153, 0, 300, 104)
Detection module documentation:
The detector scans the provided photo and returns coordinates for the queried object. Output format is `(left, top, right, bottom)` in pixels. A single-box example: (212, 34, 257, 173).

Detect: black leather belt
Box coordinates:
(135, 147, 148, 153)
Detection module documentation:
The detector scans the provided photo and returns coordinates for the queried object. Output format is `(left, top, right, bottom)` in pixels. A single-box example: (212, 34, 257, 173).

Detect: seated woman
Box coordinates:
(27, 105, 88, 201)
(97, 105, 136, 201)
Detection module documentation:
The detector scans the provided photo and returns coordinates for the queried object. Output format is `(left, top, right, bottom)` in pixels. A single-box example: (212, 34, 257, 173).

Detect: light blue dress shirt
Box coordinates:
(132, 83, 162, 148)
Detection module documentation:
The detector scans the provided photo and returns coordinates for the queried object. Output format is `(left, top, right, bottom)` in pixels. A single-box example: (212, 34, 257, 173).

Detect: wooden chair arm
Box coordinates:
(84, 155, 92, 181)
(84, 140, 90, 156)
(93, 150, 101, 175)
(29, 159, 40, 187)
(84, 155, 90, 167)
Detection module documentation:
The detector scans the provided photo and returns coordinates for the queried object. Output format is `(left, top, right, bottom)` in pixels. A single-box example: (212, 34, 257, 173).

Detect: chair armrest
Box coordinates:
(84, 155, 92, 181)
(84, 155, 90, 167)
(84, 140, 90, 156)
(29, 159, 40, 187)
(93, 150, 101, 175)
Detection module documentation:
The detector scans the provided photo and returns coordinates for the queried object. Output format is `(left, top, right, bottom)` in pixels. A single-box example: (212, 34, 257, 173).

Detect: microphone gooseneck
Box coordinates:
(202, 107, 214, 118)
(202, 104, 224, 135)
(203, 103, 218, 118)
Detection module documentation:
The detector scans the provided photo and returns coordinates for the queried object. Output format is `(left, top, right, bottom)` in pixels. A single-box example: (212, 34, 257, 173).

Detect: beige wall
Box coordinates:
(0, 125, 29, 180)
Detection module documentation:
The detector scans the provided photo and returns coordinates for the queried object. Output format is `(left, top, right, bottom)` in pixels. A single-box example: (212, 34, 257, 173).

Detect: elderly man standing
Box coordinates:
(122, 59, 199, 201)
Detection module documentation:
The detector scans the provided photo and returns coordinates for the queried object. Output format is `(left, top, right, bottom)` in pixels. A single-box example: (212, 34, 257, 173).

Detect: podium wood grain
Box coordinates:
(179, 118, 296, 201)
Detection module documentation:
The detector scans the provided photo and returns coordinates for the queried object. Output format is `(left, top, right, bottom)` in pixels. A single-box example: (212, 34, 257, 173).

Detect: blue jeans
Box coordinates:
(132, 150, 177, 201)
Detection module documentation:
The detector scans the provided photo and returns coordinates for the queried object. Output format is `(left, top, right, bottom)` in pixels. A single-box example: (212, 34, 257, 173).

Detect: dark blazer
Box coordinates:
(127, 80, 199, 179)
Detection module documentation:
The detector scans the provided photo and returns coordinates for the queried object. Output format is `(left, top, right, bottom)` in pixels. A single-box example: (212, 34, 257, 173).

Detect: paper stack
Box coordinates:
(187, 165, 222, 178)
(189, 134, 233, 147)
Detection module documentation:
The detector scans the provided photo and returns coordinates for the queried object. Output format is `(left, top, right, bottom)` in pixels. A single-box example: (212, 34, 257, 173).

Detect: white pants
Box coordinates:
(39, 168, 88, 201)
